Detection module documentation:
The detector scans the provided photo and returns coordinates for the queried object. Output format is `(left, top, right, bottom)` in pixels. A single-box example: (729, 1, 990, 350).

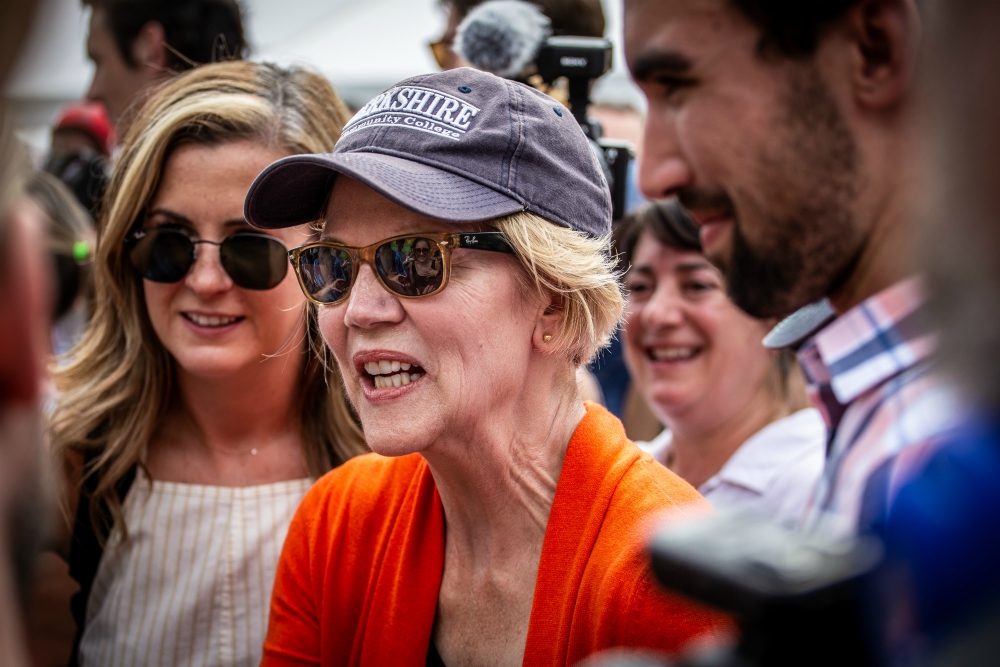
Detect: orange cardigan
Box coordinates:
(263, 403, 732, 666)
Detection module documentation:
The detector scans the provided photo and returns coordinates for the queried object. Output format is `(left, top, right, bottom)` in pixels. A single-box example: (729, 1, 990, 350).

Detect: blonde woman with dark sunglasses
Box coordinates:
(47, 61, 366, 667)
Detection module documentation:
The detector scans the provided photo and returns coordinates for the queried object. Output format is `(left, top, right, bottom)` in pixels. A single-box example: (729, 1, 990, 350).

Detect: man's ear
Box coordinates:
(846, 0, 921, 110)
(130, 20, 169, 72)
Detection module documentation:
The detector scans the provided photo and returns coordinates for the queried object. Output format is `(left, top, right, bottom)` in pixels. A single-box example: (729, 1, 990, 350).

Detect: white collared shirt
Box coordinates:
(636, 408, 827, 529)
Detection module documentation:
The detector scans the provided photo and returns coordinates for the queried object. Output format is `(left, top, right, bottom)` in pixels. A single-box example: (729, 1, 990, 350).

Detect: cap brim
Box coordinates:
(245, 151, 525, 229)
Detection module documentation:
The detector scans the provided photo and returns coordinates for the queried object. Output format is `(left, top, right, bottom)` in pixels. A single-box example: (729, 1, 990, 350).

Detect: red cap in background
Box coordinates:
(53, 101, 114, 155)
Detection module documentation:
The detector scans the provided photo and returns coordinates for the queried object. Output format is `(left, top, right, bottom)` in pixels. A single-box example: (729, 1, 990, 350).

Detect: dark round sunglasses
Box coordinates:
(288, 232, 514, 306)
(124, 227, 289, 291)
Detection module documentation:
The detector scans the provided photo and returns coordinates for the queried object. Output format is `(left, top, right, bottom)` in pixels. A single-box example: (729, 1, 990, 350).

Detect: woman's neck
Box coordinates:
(423, 370, 585, 569)
(148, 348, 308, 485)
(665, 387, 792, 490)
(425, 365, 585, 667)
(173, 355, 303, 448)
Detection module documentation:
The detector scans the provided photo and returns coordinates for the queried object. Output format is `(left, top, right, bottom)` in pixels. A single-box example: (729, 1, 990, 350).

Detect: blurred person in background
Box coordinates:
(430, 0, 605, 70)
(858, 0, 1000, 663)
(48, 102, 112, 159)
(25, 172, 96, 358)
(47, 61, 366, 667)
(625, 0, 956, 540)
(247, 67, 731, 667)
(43, 101, 113, 217)
(616, 200, 824, 528)
(83, 0, 247, 129)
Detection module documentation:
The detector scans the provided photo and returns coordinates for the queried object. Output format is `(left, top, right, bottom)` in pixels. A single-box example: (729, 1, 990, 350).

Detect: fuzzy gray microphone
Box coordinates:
(455, 0, 552, 79)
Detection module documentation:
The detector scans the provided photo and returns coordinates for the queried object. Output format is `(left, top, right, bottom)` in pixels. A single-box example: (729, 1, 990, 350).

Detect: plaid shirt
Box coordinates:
(796, 277, 958, 538)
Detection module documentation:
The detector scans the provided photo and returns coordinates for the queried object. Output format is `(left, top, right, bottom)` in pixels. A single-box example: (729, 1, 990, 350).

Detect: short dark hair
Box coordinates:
(85, 0, 246, 71)
(729, 0, 860, 59)
(447, 0, 605, 38)
(612, 200, 701, 274)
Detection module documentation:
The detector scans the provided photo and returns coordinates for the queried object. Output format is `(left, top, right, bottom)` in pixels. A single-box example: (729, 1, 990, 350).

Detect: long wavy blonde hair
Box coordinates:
(50, 61, 367, 538)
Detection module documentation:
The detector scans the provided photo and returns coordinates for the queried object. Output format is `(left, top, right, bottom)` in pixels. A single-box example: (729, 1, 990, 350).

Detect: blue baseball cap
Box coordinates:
(243, 67, 611, 237)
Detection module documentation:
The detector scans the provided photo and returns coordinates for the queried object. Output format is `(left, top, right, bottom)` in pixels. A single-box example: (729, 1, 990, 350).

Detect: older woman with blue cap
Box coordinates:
(246, 68, 732, 667)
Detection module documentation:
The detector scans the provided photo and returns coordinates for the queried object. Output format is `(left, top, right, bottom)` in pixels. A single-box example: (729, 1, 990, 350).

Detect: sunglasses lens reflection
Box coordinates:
(297, 246, 354, 304)
(220, 235, 288, 290)
(375, 237, 444, 297)
(130, 229, 194, 283)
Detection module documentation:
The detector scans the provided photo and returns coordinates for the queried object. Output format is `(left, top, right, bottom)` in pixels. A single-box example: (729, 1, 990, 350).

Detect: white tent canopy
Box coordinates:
(252, 0, 442, 105)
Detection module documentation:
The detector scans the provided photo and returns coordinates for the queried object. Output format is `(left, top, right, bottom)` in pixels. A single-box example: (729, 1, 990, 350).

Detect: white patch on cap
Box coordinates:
(342, 86, 481, 142)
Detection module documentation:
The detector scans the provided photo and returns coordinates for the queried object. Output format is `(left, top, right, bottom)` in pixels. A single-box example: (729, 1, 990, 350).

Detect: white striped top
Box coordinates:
(79, 471, 313, 667)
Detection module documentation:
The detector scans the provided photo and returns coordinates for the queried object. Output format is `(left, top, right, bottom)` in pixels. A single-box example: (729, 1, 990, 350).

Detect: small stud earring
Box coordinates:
(543, 334, 553, 343)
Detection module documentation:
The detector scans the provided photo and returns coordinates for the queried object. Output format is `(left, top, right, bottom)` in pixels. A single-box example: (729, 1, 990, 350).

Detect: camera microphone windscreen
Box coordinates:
(455, 0, 551, 79)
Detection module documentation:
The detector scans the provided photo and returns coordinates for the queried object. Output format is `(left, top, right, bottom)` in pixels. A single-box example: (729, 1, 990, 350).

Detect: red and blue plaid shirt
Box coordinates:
(796, 277, 958, 538)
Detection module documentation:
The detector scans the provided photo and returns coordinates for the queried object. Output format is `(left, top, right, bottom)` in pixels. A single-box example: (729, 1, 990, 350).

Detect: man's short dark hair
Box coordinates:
(85, 0, 247, 71)
(729, 0, 860, 59)
(447, 0, 605, 38)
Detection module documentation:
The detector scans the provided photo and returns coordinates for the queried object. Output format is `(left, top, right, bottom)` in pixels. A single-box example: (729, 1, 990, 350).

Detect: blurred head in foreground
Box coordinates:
(859, 3, 1000, 661)
(923, 2, 1000, 412)
(0, 116, 50, 667)
(2, 4, 47, 663)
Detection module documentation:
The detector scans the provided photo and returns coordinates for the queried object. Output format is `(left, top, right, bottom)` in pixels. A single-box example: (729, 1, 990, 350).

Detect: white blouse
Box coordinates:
(79, 471, 312, 667)
(637, 408, 827, 529)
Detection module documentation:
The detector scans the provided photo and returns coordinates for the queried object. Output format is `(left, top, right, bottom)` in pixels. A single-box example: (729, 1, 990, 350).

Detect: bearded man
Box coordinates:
(623, 0, 956, 538)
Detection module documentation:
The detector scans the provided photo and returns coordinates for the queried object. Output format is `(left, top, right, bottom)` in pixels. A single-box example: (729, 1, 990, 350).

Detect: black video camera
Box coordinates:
(583, 515, 883, 667)
(657, 515, 879, 667)
(535, 36, 633, 221)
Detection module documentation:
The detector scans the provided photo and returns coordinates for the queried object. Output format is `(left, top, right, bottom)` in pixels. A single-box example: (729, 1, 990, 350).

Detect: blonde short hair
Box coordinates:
(491, 212, 624, 365)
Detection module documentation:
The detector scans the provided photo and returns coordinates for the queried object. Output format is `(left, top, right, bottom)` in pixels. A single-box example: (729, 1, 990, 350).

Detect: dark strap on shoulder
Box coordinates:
(68, 448, 136, 667)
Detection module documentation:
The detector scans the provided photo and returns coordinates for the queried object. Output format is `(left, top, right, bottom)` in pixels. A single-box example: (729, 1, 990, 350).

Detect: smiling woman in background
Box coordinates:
(616, 201, 825, 528)
(48, 61, 366, 667)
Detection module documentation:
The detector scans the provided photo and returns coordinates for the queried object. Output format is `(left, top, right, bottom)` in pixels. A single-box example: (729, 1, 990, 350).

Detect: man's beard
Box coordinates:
(681, 64, 861, 319)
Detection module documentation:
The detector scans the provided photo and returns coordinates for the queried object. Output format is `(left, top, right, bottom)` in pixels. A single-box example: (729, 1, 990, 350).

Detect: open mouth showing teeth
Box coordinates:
(364, 360, 424, 389)
(648, 347, 700, 362)
(183, 313, 243, 327)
